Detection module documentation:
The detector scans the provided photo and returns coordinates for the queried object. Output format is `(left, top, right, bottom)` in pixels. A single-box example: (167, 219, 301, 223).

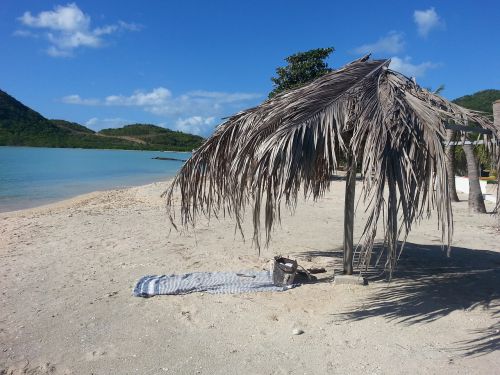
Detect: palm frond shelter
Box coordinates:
(164, 56, 499, 276)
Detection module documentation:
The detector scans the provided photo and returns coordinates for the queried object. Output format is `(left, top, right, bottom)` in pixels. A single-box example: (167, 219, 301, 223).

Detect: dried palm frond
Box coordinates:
(163, 56, 499, 275)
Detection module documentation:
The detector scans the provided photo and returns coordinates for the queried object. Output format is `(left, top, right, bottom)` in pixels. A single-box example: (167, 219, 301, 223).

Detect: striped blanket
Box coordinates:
(133, 270, 295, 297)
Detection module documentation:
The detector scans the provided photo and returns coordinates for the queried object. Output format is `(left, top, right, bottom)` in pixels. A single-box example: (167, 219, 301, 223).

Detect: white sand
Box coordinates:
(0, 180, 499, 374)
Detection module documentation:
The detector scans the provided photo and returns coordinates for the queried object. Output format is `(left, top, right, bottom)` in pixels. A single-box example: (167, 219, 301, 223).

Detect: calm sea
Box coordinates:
(0, 147, 189, 212)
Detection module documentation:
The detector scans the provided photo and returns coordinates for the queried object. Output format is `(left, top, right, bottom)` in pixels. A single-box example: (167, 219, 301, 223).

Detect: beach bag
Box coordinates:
(270, 256, 298, 286)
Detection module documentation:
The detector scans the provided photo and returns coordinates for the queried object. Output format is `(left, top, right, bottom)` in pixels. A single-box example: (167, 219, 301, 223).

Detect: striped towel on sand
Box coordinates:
(133, 270, 295, 297)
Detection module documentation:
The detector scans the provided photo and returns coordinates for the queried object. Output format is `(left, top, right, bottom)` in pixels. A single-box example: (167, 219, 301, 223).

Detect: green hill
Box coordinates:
(50, 119, 96, 134)
(0, 89, 65, 147)
(100, 124, 167, 136)
(453, 89, 500, 114)
(0, 89, 204, 151)
(99, 124, 203, 150)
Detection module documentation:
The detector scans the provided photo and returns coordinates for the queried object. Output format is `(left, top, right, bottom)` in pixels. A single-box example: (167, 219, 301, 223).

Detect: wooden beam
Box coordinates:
(445, 124, 492, 135)
(446, 140, 486, 146)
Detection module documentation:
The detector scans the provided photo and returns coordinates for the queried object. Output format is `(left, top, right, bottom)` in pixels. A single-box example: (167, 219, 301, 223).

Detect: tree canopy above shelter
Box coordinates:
(164, 56, 499, 275)
(269, 47, 334, 98)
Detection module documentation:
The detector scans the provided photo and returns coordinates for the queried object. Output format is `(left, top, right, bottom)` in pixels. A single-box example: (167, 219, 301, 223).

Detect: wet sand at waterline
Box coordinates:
(0, 179, 499, 374)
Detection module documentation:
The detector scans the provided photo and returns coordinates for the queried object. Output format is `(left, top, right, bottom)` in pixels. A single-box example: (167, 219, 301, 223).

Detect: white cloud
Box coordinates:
(414, 7, 443, 37)
(61, 94, 99, 105)
(64, 87, 260, 136)
(62, 87, 262, 120)
(84, 116, 214, 135)
(17, 3, 140, 57)
(19, 3, 90, 31)
(147, 90, 262, 116)
(389, 56, 439, 78)
(85, 117, 129, 130)
(48, 29, 100, 49)
(175, 116, 216, 135)
(353, 31, 405, 55)
(12, 29, 38, 38)
(187, 90, 263, 103)
(104, 88, 172, 106)
(46, 45, 72, 57)
(85, 117, 99, 127)
(94, 21, 140, 36)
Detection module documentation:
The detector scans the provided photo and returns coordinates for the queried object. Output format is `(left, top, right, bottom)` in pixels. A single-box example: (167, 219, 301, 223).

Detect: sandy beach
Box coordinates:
(0, 179, 499, 374)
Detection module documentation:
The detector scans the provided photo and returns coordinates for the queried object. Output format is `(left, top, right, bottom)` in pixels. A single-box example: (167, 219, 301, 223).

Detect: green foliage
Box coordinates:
(99, 124, 167, 136)
(50, 119, 95, 134)
(99, 124, 204, 151)
(269, 47, 334, 98)
(453, 89, 500, 114)
(425, 84, 445, 95)
(452, 89, 500, 173)
(0, 89, 204, 151)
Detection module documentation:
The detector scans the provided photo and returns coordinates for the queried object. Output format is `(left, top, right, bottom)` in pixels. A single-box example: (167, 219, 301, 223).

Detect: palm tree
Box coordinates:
(164, 56, 499, 277)
(445, 129, 460, 202)
(463, 140, 487, 213)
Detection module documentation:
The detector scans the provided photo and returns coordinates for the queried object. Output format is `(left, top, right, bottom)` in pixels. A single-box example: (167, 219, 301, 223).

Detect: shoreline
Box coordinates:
(0, 145, 194, 153)
(2, 175, 497, 218)
(0, 146, 190, 213)
(0, 177, 173, 216)
(2, 171, 497, 216)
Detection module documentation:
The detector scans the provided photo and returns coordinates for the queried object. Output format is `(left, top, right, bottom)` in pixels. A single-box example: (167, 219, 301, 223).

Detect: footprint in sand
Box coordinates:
(0, 361, 68, 374)
(85, 350, 107, 361)
(181, 310, 192, 321)
(84, 345, 116, 362)
(178, 306, 201, 326)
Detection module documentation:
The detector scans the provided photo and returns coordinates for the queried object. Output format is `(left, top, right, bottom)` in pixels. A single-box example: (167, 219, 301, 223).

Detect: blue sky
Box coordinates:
(1, 1, 499, 136)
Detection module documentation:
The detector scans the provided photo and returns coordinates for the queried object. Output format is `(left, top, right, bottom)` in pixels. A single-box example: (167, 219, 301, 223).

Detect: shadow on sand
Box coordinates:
(300, 242, 500, 357)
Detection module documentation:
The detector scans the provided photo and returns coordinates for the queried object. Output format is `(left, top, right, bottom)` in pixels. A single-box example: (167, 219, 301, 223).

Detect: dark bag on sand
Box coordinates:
(270, 256, 298, 286)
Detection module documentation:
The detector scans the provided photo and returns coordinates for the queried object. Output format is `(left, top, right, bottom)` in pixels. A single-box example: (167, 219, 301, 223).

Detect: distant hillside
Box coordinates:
(0, 89, 204, 151)
(0, 89, 63, 147)
(453, 89, 500, 114)
(99, 124, 203, 150)
(50, 119, 95, 134)
(100, 124, 167, 136)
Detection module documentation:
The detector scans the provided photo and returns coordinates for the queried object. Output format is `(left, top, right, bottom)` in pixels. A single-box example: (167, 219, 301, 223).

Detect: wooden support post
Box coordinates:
(387, 177, 398, 276)
(343, 153, 356, 275)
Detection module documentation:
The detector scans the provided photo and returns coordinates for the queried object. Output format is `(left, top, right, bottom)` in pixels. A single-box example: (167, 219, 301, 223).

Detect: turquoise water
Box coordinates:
(0, 147, 188, 212)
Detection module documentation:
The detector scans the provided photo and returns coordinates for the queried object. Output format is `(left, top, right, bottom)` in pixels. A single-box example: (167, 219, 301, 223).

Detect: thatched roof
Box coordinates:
(163, 56, 499, 272)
